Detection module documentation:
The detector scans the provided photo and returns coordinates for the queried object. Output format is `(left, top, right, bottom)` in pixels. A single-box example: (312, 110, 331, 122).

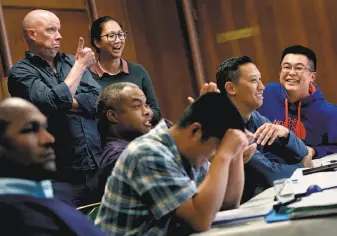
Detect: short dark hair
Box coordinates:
(97, 82, 139, 142)
(90, 16, 123, 53)
(216, 56, 253, 94)
(178, 92, 244, 140)
(280, 45, 317, 71)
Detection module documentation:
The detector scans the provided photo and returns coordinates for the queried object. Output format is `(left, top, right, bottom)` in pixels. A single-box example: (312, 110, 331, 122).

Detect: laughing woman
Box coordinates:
(90, 16, 161, 124)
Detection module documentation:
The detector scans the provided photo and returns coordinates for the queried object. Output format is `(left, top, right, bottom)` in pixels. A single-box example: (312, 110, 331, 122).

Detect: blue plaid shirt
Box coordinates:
(95, 120, 209, 235)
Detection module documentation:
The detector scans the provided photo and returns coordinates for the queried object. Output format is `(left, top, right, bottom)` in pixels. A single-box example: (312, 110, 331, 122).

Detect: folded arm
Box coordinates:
(8, 67, 73, 114)
(248, 150, 304, 186)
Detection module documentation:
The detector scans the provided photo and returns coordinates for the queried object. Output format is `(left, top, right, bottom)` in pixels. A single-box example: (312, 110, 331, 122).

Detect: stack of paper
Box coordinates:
(265, 179, 337, 223)
(293, 172, 337, 195)
(213, 204, 273, 226)
(289, 188, 337, 208)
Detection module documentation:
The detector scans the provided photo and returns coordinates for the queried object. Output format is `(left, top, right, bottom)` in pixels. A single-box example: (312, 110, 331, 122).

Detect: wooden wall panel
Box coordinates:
(94, 0, 137, 63)
(96, 0, 197, 121)
(1, 0, 197, 120)
(2, 0, 86, 10)
(3, 8, 90, 65)
(124, 0, 197, 121)
(1, 0, 90, 100)
(196, 0, 337, 104)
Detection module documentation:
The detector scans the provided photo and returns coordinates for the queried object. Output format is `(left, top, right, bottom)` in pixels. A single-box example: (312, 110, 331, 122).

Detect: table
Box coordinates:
(193, 154, 337, 236)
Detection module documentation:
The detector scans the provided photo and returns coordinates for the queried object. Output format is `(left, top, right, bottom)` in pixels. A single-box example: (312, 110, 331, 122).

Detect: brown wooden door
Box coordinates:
(195, 0, 337, 104)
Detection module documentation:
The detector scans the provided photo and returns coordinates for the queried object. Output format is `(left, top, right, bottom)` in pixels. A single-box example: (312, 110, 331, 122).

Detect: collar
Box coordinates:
(151, 119, 207, 181)
(244, 113, 256, 131)
(91, 58, 129, 77)
(150, 119, 179, 158)
(104, 137, 130, 146)
(0, 178, 54, 198)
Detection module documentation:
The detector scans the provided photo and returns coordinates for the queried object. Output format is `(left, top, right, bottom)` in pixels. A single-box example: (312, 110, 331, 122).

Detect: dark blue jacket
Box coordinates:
(258, 82, 337, 158)
(0, 160, 104, 236)
(8, 52, 102, 171)
(0, 194, 105, 236)
(243, 110, 308, 200)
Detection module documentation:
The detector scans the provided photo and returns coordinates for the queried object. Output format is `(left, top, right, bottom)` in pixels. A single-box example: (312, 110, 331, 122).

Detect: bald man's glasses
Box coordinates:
(100, 31, 128, 42)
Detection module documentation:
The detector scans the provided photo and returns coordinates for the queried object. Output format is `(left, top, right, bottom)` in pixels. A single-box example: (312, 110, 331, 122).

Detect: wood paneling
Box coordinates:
(125, 0, 197, 121)
(94, 0, 137, 62)
(3, 8, 90, 64)
(1, 0, 86, 10)
(1, 1, 90, 100)
(196, 0, 337, 104)
(1, 0, 197, 120)
(0, 58, 10, 99)
(95, 0, 197, 121)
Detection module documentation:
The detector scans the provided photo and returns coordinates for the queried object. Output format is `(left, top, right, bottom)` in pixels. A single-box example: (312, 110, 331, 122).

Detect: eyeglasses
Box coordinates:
(100, 31, 128, 42)
(280, 64, 314, 73)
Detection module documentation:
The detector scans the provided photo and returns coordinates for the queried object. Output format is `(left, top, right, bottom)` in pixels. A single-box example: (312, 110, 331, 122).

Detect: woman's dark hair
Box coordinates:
(90, 16, 123, 53)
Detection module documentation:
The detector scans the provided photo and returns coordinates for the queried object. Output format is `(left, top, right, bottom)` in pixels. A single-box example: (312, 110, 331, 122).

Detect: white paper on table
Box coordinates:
(293, 171, 337, 195)
(313, 153, 337, 167)
(291, 154, 337, 181)
(212, 204, 273, 225)
(289, 188, 337, 208)
(290, 168, 306, 181)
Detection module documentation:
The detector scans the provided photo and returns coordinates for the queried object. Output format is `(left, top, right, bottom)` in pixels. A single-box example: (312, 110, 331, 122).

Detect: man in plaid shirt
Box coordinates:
(95, 92, 255, 235)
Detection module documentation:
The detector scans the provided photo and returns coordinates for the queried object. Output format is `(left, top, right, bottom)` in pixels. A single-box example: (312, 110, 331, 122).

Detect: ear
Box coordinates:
(106, 109, 118, 123)
(310, 72, 317, 83)
(188, 122, 202, 139)
(94, 38, 101, 50)
(27, 29, 36, 41)
(224, 81, 236, 95)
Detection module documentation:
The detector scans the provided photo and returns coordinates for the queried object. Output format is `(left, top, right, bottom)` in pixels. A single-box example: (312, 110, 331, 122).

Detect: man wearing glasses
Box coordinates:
(8, 10, 102, 207)
(258, 45, 337, 159)
(90, 16, 161, 124)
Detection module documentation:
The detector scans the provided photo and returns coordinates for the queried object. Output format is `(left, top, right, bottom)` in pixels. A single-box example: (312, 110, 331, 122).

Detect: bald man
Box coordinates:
(0, 98, 104, 235)
(8, 9, 102, 207)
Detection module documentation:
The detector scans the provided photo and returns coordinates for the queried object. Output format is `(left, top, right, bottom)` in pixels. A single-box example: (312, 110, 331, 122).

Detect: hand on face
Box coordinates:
(215, 129, 249, 161)
(187, 82, 220, 104)
(75, 37, 96, 68)
(254, 123, 289, 146)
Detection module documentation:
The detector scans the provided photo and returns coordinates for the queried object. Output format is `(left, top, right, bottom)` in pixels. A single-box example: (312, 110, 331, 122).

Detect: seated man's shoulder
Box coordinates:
(9, 59, 34, 74)
(115, 135, 176, 173)
(123, 137, 172, 160)
(265, 82, 281, 88)
(251, 110, 270, 125)
(0, 194, 103, 235)
(263, 82, 284, 96)
(265, 82, 280, 89)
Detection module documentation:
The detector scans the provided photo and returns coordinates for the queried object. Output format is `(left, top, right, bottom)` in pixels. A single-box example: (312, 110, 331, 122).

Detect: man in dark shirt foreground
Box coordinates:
(0, 97, 104, 236)
(8, 9, 101, 206)
(94, 82, 153, 199)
